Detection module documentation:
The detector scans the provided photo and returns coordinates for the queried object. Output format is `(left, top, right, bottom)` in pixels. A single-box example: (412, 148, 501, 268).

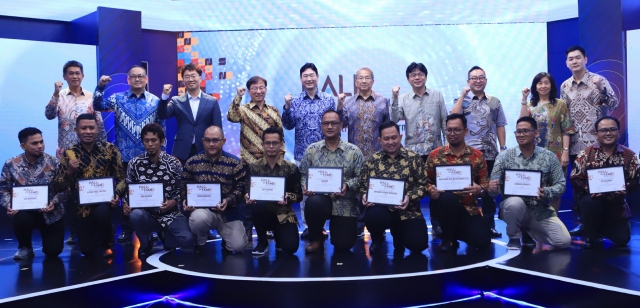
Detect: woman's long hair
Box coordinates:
(530, 72, 558, 107)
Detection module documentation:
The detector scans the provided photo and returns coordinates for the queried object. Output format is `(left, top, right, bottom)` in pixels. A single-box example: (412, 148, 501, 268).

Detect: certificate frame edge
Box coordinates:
(502, 169, 543, 198)
(434, 164, 473, 192)
(10, 183, 51, 211)
(127, 181, 167, 209)
(76, 176, 116, 206)
(306, 167, 344, 195)
(185, 182, 223, 208)
(367, 176, 406, 207)
(585, 165, 626, 194)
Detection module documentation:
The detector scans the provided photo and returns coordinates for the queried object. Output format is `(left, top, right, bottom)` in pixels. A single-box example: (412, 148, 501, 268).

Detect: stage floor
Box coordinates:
(1, 199, 640, 307)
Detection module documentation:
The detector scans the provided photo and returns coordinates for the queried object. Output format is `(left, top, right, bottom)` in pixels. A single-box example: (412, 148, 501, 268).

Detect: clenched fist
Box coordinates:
(284, 93, 292, 108)
(392, 86, 400, 99)
(163, 84, 173, 95)
(522, 88, 531, 100)
(237, 86, 246, 97)
(337, 93, 347, 105)
(460, 87, 471, 98)
(98, 75, 112, 87)
(592, 76, 603, 90)
(54, 81, 63, 96)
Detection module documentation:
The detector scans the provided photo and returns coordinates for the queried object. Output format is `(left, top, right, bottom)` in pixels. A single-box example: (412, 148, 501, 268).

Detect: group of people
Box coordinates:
(1, 45, 635, 262)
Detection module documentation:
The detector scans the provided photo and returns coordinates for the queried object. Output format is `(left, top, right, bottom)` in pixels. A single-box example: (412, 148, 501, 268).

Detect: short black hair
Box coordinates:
(300, 63, 318, 77)
(63, 60, 84, 75)
(180, 63, 202, 77)
(246, 76, 267, 89)
(378, 121, 400, 136)
(76, 113, 97, 125)
(405, 62, 428, 79)
(595, 116, 620, 130)
(141, 123, 165, 140)
(517, 116, 538, 130)
(262, 126, 284, 142)
(566, 46, 586, 57)
(468, 66, 485, 79)
(446, 113, 467, 129)
(128, 65, 147, 75)
(18, 127, 42, 144)
(322, 110, 341, 123)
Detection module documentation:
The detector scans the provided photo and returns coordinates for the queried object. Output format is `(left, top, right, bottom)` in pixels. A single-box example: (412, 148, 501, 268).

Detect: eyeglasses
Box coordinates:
(445, 128, 464, 135)
(356, 76, 372, 81)
(263, 141, 281, 147)
(250, 86, 266, 92)
(596, 127, 619, 134)
(514, 129, 536, 135)
(321, 121, 341, 127)
(202, 138, 222, 144)
(129, 75, 146, 80)
(409, 73, 425, 78)
(469, 76, 487, 82)
(183, 74, 200, 80)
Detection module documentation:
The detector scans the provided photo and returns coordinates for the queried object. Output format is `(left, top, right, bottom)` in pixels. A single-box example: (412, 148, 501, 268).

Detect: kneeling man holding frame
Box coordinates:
(488, 116, 570, 250)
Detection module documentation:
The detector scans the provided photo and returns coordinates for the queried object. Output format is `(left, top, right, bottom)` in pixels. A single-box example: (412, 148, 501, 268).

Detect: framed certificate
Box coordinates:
(78, 177, 115, 206)
(503, 169, 542, 197)
(11, 184, 49, 210)
(587, 166, 626, 194)
(128, 182, 165, 208)
(307, 167, 343, 194)
(186, 182, 222, 208)
(249, 176, 286, 202)
(367, 177, 406, 207)
(435, 164, 473, 191)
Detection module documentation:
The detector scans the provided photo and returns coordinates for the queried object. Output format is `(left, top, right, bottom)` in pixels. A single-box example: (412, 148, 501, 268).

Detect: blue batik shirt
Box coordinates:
(282, 90, 336, 161)
(93, 86, 165, 162)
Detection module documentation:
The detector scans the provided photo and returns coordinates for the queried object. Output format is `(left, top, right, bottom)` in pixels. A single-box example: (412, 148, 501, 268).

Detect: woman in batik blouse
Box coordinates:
(519, 72, 575, 211)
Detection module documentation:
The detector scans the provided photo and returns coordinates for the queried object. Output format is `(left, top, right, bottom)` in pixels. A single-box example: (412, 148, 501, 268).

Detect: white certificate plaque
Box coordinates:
(307, 167, 343, 194)
(186, 183, 222, 208)
(367, 178, 406, 207)
(435, 164, 473, 191)
(250, 176, 286, 202)
(128, 182, 165, 208)
(78, 177, 115, 205)
(503, 170, 542, 197)
(11, 184, 49, 210)
(587, 166, 626, 194)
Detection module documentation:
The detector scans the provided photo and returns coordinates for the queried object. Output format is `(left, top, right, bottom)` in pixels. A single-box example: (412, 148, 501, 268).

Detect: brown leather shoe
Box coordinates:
(305, 241, 323, 253)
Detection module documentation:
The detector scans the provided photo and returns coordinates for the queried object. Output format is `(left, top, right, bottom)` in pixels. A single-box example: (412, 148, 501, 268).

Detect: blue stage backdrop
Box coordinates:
(177, 23, 548, 161)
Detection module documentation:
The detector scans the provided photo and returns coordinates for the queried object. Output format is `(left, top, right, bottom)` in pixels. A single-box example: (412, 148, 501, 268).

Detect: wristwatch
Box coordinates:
(563, 147, 569, 151)
(500, 146, 507, 150)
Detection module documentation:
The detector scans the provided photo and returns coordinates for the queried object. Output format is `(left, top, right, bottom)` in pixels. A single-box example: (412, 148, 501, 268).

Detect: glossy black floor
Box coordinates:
(2, 188, 640, 307)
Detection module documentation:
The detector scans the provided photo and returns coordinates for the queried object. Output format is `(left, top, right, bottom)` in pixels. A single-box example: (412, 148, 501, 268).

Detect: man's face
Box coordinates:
(515, 121, 538, 147)
(128, 67, 148, 92)
(182, 69, 202, 92)
(379, 126, 402, 155)
(300, 68, 318, 91)
(143, 132, 163, 157)
(321, 112, 342, 139)
(248, 80, 267, 103)
(262, 133, 282, 158)
(407, 68, 427, 89)
(595, 119, 619, 147)
(75, 119, 98, 144)
(63, 66, 84, 88)
(21, 134, 45, 158)
(356, 70, 374, 93)
(566, 50, 588, 74)
(203, 129, 226, 157)
(467, 69, 487, 93)
(445, 119, 468, 146)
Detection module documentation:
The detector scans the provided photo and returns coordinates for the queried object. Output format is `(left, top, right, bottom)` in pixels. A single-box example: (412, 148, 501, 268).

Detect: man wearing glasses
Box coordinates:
(94, 65, 165, 242)
(390, 62, 448, 236)
(451, 65, 507, 238)
(570, 116, 638, 248)
(488, 117, 570, 250)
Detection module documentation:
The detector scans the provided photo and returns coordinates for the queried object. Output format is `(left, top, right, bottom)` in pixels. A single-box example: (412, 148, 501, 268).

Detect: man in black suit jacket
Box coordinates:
(159, 63, 222, 164)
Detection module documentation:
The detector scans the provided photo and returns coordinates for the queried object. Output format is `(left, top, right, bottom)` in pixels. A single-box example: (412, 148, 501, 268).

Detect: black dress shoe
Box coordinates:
(266, 231, 275, 239)
(431, 220, 443, 236)
(301, 228, 309, 240)
(117, 232, 132, 242)
(583, 238, 594, 249)
(490, 228, 502, 238)
(569, 224, 583, 236)
(150, 232, 159, 242)
(369, 242, 383, 254)
(208, 230, 220, 240)
(521, 232, 535, 247)
(194, 244, 205, 254)
(439, 240, 459, 252)
(138, 245, 153, 256)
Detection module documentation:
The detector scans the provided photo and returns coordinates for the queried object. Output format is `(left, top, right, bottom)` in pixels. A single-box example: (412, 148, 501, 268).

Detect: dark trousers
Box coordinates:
(119, 161, 133, 236)
(179, 144, 200, 166)
(482, 159, 497, 229)
(129, 209, 195, 250)
(64, 194, 78, 238)
(580, 196, 630, 246)
(252, 201, 300, 254)
(365, 205, 429, 253)
(13, 211, 65, 257)
(570, 154, 581, 221)
(432, 192, 491, 249)
(78, 203, 113, 256)
(305, 195, 357, 251)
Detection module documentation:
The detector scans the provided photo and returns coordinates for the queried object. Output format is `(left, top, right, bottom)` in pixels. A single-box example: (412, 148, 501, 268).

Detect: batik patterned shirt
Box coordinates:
(570, 144, 639, 218)
(93, 87, 165, 162)
(45, 88, 107, 158)
(390, 88, 447, 155)
(182, 151, 246, 210)
(247, 157, 302, 224)
(561, 71, 619, 155)
(227, 96, 284, 165)
(52, 141, 126, 217)
(0, 153, 66, 225)
(127, 152, 183, 227)
(299, 139, 364, 217)
(426, 145, 488, 216)
(357, 147, 427, 220)
(342, 91, 390, 158)
(282, 90, 336, 161)
(489, 146, 565, 221)
(525, 99, 575, 159)
(458, 94, 507, 161)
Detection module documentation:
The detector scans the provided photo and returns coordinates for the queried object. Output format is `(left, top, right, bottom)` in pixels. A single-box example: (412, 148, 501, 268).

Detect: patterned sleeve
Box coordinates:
(227, 95, 243, 123)
(389, 96, 404, 122)
(226, 163, 246, 207)
(598, 77, 619, 111)
(0, 161, 13, 209)
(475, 154, 489, 195)
(45, 96, 59, 120)
(286, 167, 302, 205)
(425, 152, 437, 191)
(112, 147, 127, 199)
(299, 148, 311, 188)
(357, 158, 372, 196)
(560, 82, 571, 109)
(346, 148, 364, 192)
(494, 99, 508, 127)
(407, 154, 427, 202)
(282, 100, 296, 130)
(92, 86, 115, 111)
(544, 153, 566, 199)
(488, 152, 506, 197)
(52, 151, 74, 193)
(558, 100, 575, 135)
(626, 152, 640, 193)
(168, 158, 183, 202)
(438, 92, 448, 141)
(569, 150, 589, 196)
(48, 157, 68, 206)
(181, 162, 194, 202)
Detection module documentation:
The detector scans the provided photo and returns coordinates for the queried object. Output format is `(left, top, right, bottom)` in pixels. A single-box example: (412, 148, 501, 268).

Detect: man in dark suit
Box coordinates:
(159, 63, 222, 164)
